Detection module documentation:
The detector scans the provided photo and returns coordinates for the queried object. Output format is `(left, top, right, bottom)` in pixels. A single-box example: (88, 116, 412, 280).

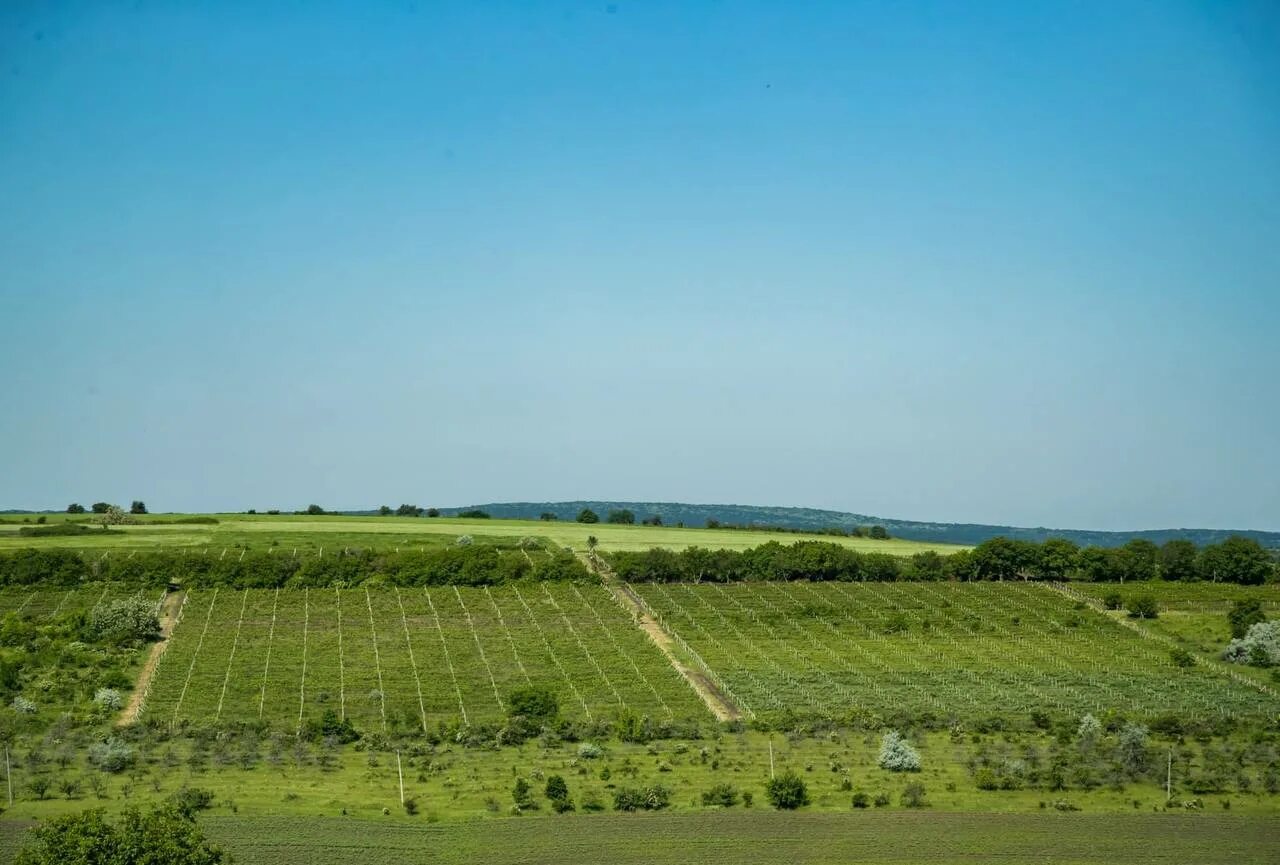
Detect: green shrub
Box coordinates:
(1126, 595, 1158, 619)
(851, 791, 870, 808)
(765, 771, 810, 810)
(613, 785, 670, 812)
(700, 783, 739, 807)
(900, 782, 927, 808)
(87, 738, 136, 773)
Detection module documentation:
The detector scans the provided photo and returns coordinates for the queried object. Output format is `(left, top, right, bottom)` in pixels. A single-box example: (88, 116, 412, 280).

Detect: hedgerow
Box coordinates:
(0, 547, 590, 588)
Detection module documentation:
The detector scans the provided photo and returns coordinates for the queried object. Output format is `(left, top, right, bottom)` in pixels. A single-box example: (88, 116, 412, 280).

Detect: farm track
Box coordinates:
(583, 553, 742, 721)
(118, 588, 185, 725)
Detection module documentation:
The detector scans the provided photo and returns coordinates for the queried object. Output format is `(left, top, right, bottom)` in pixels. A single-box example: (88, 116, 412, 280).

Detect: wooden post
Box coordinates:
(5, 745, 11, 807)
(397, 751, 405, 804)
(768, 738, 775, 780)
(1166, 749, 1172, 800)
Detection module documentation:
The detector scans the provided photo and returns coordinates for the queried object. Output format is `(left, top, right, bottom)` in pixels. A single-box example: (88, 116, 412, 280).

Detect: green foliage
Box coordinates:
(396, 504, 424, 517)
(700, 783, 740, 807)
(1169, 647, 1195, 668)
(1126, 595, 1158, 619)
(304, 505, 325, 515)
(90, 503, 112, 514)
(1116, 724, 1150, 777)
(305, 709, 360, 743)
(545, 775, 573, 812)
(18, 524, 101, 537)
(66, 503, 85, 514)
(0, 546, 591, 589)
(1224, 621, 1280, 667)
(508, 686, 559, 726)
(900, 781, 927, 807)
(606, 509, 636, 525)
(130, 501, 147, 515)
(612, 784, 670, 811)
(168, 786, 216, 817)
(576, 509, 599, 524)
(1102, 591, 1123, 610)
(458, 510, 491, 519)
(512, 777, 536, 810)
(1197, 537, 1273, 585)
(1228, 599, 1266, 639)
(765, 770, 810, 809)
(13, 806, 228, 865)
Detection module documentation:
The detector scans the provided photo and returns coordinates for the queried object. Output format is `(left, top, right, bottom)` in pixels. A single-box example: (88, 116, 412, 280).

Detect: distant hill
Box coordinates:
(435, 501, 1280, 549)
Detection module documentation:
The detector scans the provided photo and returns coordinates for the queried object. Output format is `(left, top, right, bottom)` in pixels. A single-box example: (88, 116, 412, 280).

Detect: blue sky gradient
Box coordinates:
(2, 2, 1278, 529)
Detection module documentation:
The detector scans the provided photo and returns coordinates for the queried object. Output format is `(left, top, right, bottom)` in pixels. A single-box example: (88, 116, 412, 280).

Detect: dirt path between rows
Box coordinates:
(578, 551, 741, 721)
(119, 589, 186, 725)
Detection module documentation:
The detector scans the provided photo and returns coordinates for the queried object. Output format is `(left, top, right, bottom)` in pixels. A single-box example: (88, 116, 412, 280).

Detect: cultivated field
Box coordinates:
(140, 584, 709, 731)
(631, 581, 1280, 723)
(5, 811, 1279, 865)
(0, 513, 963, 555)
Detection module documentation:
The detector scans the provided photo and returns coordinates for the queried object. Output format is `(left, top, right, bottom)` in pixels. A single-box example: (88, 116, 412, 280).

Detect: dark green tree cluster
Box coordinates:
(607, 536, 1276, 585)
(0, 546, 590, 589)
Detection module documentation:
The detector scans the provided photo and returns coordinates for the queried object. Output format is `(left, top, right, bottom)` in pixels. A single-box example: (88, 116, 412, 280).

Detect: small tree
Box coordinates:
(396, 504, 423, 517)
(512, 777, 536, 810)
(90, 502, 111, 514)
(869, 525, 889, 540)
(701, 783, 739, 807)
(900, 781, 927, 808)
(1126, 595, 1158, 619)
(606, 509, 635, 525)
(378, 505, 392, 516)
(545, 775, 573, 813)
(1076, 713, 1102, 746)
(305, 504, 325, 515)
(586, 535, 598, 551)
(130, 501, 147, 515)
(539, 512, 558, 521)
(1116, 724, 1150, 777)
(765, 770, 809, 809)
(576, 508, 599, 524)
(1228, 599, 1266, 639)
(426, 508, 440, 517)
(878, 730, 921, 772)
(66, 503, 85, 514)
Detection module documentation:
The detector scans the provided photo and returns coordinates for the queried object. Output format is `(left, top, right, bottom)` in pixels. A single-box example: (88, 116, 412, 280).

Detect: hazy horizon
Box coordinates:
(2, 3, 1278, 531)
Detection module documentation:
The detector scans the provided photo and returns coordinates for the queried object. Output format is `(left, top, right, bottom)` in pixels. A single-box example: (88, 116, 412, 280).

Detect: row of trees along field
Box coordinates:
(0, 546, 588, 588)
(605, 536, 1277, 585)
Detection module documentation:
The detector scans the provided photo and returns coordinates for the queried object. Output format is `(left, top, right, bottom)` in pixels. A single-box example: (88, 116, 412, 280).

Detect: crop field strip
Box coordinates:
(139, 585, 707, 729)
(0, 584, 152, 620)
(633, 581, 1280, 722)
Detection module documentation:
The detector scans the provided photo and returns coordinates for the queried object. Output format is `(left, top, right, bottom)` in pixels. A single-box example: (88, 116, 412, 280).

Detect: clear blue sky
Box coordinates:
(2, 2, 1278, 530)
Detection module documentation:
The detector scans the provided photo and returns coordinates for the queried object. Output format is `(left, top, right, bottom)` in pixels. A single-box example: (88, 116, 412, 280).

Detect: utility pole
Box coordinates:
(5, 745, 11, 808)
(1166, 749, 1172, 801)
(768, 738, 775, 780)
(397, 751, 405, 805)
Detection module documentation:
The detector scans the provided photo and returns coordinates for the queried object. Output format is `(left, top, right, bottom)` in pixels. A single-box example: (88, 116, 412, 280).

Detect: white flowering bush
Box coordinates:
(578, 742, 603, 759)
(1076, 713, 1102, 744)
(455, 535, 474, 547)
(88, 597, 160, 643)
(1223, 621, 1280, 667)
(88, 737, 136, 773)
(93, 688, 123, 710)
(11, 696, 36, 715)
(878, 730, 920, 772)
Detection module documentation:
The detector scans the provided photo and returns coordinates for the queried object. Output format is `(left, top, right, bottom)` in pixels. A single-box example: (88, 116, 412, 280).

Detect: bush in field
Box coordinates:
(1228, 599, 1267, 639)
(88, 598, 160, 644)
(13, 806, 227, 865)
(545, 775, 573, 813)
(1126, 595, 1158, 619)
(613, 784, 671, 812)
(1102, 591, 1124, 610)
(576, 509, 599, 524)
(167, 786, 215, 816)
(701, 783, 740, 807)
(577, 742, 603, 760)
(1076, 714, 1102, 745)
(512, 777, 536, 811)
(1223, 621, 1280, 667)
(305, 709, 360, 743)
(12, 695, 36, 715)
(1170, 647, 1196, 668)
(92, 688, 122, 711)
(765, 771, 809, 810)
(900, 781, 927, 807)
(455, 535, 474, 547)
(87, 738, 136, 773)
(1116, 724, 1150, 776)
(606, 509, 635, 525)
(878, 730, 921, 772)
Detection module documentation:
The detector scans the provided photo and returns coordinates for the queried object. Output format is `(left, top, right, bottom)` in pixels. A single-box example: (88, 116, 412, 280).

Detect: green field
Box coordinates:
(5, 811, 1279, 865)
(0, 513, 963, 555)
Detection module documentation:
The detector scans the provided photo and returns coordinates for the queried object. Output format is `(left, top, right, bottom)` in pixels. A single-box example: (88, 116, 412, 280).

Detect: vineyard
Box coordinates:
(138, 584, 710, 730)
(631, 581, 1280, 723)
